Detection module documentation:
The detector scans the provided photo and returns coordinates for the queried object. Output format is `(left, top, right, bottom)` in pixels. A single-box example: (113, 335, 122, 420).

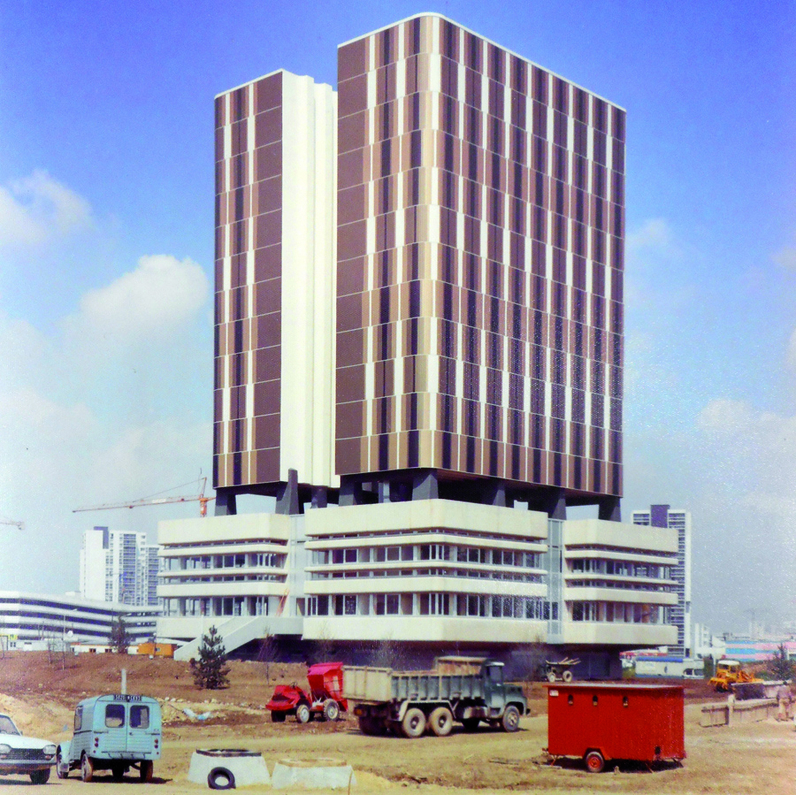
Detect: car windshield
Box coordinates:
(0, 715, 20, 735)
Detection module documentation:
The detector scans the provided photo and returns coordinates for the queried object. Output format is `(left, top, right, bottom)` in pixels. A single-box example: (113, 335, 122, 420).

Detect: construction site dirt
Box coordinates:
(0, 652, 792, 794)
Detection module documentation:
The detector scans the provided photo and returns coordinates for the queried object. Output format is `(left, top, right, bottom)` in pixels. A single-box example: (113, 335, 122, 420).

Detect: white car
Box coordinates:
(0, 713, 56, 785)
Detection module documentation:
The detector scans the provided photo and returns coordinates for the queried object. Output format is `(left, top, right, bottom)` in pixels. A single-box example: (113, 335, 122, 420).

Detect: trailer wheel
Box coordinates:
(271, 711, 286, 722)
(401, 708, 427, 738)
(323, 699, 340, 721)
(428, 707, 453, 737)
(562, 670, 573, 682)
(296, 703, 311, 724)
(585, 750, 605, 773)
(461, 718, 480, 732)
(80, 754, 94, 783)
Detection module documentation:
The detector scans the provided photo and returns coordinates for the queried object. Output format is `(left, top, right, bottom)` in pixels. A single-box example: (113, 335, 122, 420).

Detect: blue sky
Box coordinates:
(0, 0, 794, 635)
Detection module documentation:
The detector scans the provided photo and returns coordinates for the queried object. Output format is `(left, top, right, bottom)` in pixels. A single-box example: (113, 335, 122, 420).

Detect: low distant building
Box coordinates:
(723, 637, 796, 663)
(0, 591, 159, 650)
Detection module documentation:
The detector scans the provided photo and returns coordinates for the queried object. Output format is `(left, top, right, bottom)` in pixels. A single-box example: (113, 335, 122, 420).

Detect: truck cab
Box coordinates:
(56, 694, 161, 782)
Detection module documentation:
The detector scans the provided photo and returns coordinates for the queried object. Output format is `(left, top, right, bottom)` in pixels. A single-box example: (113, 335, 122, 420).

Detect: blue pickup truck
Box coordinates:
(56, 694, 161, 782)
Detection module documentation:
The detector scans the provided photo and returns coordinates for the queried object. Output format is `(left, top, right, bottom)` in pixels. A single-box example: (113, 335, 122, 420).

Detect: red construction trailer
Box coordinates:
(545, 683, 685, 773)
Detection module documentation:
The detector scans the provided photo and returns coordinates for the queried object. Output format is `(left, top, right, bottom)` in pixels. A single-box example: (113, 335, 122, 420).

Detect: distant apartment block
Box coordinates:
(80, 527, 161, 608)
(160, 13, 677, 672)
(631, 506, 691, 656)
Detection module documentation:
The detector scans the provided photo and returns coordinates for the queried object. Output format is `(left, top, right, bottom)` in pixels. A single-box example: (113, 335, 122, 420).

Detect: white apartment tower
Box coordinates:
(631, 505, 691, 656)
(80, 527, 161, 607)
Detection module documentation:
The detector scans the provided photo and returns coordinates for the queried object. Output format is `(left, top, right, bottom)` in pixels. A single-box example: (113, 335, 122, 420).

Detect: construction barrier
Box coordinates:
(700, 698, 777, 727)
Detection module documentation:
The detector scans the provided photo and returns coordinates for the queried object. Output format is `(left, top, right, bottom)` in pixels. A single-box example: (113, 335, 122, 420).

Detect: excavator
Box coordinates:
(709, 659, 763, 691)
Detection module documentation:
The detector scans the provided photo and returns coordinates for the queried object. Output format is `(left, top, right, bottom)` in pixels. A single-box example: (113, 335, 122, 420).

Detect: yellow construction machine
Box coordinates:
(709, 659, 763, 691)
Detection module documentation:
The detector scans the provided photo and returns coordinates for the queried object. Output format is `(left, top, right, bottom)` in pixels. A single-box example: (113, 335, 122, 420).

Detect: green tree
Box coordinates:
(768, 643, 795, 681)
(110, 615, 131, 654)
(190, 626, 230, 689)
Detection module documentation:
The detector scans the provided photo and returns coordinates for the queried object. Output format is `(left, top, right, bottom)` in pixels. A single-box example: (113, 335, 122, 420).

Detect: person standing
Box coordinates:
(775, 683, 789, 721)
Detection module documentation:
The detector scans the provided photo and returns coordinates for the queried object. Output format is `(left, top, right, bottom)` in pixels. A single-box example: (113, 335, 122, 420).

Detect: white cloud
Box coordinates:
(626, 218, 675, 260)
(0, 170, 92, 248)
(773, 239, 796, 271)
(73, 254, 209, 342)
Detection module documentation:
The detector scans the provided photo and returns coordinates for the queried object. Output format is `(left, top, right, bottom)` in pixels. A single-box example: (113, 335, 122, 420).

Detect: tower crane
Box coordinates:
(0, 516, 24, 531)
(73, 477, 214, 517)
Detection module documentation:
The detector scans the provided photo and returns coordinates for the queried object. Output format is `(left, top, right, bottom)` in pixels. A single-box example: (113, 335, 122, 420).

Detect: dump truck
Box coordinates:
(343, 656, 527, 738)
(709, 659, 763, 692)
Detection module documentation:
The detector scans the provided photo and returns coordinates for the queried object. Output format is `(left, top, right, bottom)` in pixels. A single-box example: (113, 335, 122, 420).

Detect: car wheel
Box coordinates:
(323, 699, 340, 721)
(111, 762, 125, 780)
(296, 703, 311, 724)
(30, 768, 50, 785)
(140, 759, 154, 782)
(81, 754, 94, 782)
(56, 748, 69, 779)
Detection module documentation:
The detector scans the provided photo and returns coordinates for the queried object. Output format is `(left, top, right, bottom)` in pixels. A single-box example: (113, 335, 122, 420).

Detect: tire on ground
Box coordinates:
(401, 707, 426, 738)
(207, 766, 236, 790)
(428, 706, 454, 737)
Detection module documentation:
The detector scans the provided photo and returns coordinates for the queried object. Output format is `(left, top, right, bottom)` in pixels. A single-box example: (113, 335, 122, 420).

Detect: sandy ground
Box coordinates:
(0, 652, 793, 793)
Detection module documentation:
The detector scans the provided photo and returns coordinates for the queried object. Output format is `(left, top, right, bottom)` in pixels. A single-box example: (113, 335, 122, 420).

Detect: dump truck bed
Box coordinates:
(343, 666, 486, 703)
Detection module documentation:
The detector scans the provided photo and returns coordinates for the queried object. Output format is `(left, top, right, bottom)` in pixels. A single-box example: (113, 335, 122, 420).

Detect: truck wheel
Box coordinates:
(547, 671, 557, 682)
(80, 754, 94, 783)
(428, 707, 453, 737)
(461, 718, 480, 732)
(358, 716, 376, 735)
(585, 750, 605, 773)
(56, 748, 69, 779)
(323, 699, 340, 721)
(140, 760, 154, 783)
(562, 670, 573, 682)
(30, 769, 50, 785)
(271, 711, 286, 722)
(501, 705, 521, 733)
(296, 703, 311, 724)
(401, 708, 426, 738)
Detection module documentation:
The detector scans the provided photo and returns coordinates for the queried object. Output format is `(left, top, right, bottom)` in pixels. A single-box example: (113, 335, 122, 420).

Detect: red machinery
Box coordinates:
(266, 663, 348, 724)
(545, 683, 685, 773)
